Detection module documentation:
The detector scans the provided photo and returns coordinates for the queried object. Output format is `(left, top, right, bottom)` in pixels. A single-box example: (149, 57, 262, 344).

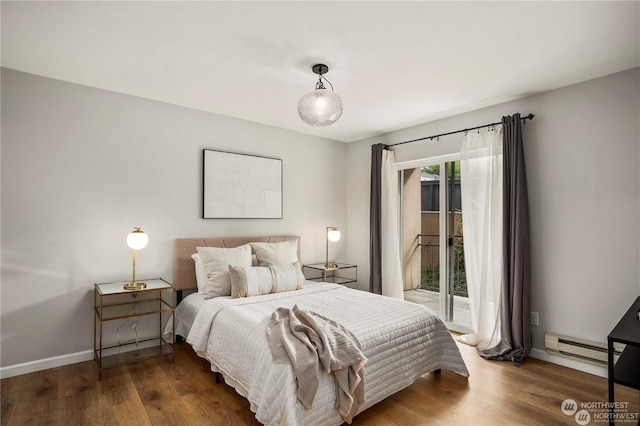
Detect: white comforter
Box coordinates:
(187, 282, 469, 426)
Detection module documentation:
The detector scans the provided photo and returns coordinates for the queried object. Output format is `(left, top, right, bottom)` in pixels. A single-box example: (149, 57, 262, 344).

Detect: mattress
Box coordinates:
(184, 281, 469, 426)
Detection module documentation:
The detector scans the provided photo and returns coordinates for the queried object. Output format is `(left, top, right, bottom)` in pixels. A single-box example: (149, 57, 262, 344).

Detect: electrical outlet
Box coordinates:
(530, 311, 539, 326)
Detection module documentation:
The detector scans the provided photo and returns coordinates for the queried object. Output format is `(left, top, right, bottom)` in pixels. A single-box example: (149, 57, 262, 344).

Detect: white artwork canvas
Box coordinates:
(203, 150, 282, 219)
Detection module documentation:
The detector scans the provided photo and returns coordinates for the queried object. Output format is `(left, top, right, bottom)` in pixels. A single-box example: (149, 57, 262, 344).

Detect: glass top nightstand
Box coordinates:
(303, 263, 357, 286)
(95, 278, 173, 296)
(94, 277, 174, 380)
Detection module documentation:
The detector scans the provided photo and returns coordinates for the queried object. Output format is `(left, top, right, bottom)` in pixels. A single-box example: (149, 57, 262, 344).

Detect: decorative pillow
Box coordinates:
(191, 253, 208, 295)
(251, 240, 298, 267)
(228, 264, 273, 298)
(197, 245, 252, 298)
(228, 261, 304, 298)
(270, 262, 305, 293)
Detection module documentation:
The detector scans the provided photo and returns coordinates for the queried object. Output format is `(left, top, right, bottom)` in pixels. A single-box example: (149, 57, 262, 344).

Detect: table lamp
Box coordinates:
(325, 226, 341, 268)
(124, 227, 149, 290)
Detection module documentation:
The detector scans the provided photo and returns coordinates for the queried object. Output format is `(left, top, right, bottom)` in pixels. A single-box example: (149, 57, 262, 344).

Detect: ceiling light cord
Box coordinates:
(316, 74, 334, 91)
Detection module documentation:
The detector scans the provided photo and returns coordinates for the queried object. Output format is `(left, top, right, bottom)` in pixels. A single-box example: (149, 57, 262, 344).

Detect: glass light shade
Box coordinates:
(126, 228, 149, 250)
(298, 89, 343, 126)
(327, 228, 341, 242)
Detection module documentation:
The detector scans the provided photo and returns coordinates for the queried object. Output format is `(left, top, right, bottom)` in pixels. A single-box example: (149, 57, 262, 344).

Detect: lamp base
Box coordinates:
(123, 282, 147, 291)
(324, 262, 338, 269)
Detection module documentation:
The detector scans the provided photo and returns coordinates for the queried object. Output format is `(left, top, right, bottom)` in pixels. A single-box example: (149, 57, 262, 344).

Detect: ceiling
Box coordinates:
(2, 1, 639, 143)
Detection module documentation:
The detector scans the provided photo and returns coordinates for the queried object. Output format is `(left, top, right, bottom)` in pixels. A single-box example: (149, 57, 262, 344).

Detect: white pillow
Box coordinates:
(251, 240, 298, 267)
(270, 262, 305, 293)
(197, 245, 252, 298)
(228, 264, 273, 298)
(191, 253, 208, 295)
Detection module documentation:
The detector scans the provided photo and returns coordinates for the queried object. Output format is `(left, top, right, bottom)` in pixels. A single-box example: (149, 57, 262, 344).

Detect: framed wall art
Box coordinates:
(202, 149, 283, 219)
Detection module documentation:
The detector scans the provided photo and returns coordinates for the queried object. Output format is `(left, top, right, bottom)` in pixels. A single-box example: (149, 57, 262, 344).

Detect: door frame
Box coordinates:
(397, 155, 473, 334)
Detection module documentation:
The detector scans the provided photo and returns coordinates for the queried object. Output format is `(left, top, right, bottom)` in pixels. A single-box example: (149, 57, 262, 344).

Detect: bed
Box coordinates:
(173, 235, 468, 426)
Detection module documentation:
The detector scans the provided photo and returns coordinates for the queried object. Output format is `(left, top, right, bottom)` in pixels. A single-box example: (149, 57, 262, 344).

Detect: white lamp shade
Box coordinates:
(327, 228, 341, 242)
(298, 89, 343, 126)
(127, 228, 149, 250)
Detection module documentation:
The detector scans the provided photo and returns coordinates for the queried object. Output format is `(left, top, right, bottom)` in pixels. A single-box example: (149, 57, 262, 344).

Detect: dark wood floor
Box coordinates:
(2, 339, 638, 425)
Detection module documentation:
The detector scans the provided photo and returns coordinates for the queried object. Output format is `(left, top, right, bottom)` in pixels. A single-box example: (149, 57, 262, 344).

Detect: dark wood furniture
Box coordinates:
(607, 296, 640, 426)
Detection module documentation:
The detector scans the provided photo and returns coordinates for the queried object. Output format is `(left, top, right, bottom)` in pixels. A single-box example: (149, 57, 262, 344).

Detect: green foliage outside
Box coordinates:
(420, 268, 468, 298)
(419, 237, 468, 298)
(421, 163, 461, 179)
(419, 160, 466, 297)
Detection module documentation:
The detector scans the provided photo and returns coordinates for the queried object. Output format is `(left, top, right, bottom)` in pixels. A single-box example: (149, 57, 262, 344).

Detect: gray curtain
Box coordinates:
(480, 113, 532, 365)
(369, 143, 386, 294)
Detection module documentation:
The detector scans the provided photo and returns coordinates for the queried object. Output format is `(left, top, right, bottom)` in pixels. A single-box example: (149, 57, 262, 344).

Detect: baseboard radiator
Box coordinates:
(545, 333, 624, 365)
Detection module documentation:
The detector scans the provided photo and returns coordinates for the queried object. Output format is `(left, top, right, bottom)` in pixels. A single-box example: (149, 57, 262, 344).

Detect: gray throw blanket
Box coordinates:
(266, 304, 367, 424)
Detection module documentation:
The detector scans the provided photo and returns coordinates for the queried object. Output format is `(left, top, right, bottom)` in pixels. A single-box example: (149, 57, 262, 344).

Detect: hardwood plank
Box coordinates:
(1, 366, 60, 425)
(177, 388, 253, 425)
(96, 364, 140, 407)
(2, 339, 639, 425)
(2, 397, 60, 426)
(98, 400, 152, 426)
(126, 359, 187, 425)
(156, 346, 216, 397)
(58, 361, 97, 398)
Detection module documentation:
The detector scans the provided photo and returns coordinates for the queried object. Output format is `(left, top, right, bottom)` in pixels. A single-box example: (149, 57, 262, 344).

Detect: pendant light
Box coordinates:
(298, 64, 343, 127)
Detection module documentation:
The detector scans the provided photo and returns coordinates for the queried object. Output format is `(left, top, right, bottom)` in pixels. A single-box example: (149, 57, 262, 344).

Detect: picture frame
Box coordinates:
(202, 149, 283, 219)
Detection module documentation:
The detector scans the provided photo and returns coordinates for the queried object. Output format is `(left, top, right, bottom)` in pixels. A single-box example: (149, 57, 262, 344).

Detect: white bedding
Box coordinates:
(173, 291, 207, 338)
(184, 281, 469, 426)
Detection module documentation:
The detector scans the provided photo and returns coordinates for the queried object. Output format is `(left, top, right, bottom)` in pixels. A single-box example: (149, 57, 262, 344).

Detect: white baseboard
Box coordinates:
(0, 350, 94, 379)
(1, 347, 607, 380)
(529, 348, 607, 378)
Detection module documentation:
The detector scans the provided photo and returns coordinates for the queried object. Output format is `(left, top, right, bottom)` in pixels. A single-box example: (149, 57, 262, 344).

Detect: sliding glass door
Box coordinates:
(402, 157, 472, 333)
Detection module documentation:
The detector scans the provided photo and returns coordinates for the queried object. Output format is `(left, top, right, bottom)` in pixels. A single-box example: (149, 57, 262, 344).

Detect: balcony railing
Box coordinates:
(417, 233, 467, 297)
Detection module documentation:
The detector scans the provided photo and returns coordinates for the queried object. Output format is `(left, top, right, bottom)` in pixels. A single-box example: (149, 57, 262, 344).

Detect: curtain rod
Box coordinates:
(389, 113, 535, 147)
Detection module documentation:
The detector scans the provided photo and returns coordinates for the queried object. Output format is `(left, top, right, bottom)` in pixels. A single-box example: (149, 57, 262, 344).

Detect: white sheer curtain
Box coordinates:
(458, 128, 503, 349)
(380, 149, 404, 299)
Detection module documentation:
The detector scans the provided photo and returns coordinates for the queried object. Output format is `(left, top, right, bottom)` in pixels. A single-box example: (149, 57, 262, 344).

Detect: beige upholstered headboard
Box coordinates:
(173, 235, 301, 292)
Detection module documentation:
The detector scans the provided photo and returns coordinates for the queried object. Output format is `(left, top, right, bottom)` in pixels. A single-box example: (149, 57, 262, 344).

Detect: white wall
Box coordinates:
(0, 69, 348, 369)
(347, 68, 640, 353)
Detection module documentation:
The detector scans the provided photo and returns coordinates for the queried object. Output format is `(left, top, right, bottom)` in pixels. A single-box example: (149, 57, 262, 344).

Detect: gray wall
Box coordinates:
(346, 68, 640, 352)
(2, 66, 639, 371)
(1, 69, 348, 368)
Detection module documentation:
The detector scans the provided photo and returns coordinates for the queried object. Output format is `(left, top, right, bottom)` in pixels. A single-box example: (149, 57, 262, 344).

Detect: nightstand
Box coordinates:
(94, 277, 175, 380)
(303, 263, 357, 287)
